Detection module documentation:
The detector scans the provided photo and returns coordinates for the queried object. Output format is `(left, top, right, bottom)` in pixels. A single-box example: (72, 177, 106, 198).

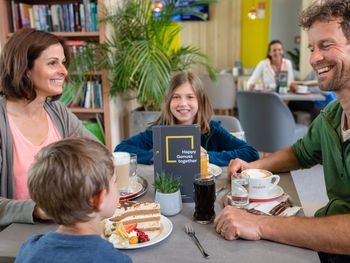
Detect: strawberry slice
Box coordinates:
(124, 223, 137, 233)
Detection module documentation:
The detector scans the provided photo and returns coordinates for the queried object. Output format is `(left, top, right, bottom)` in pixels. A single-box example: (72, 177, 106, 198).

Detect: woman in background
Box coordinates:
(115, 71, 259, 166)
(247, 40, 294, 90)
(0, 29, 95, 228)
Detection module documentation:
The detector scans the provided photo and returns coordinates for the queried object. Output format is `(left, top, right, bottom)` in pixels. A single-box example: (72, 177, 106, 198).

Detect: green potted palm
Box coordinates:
(153, 173, 182, 216)
(100, 0, 217, 132)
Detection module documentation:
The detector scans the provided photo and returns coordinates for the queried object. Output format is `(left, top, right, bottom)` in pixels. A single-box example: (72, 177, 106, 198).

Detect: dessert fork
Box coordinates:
(184, 224, 210, 259)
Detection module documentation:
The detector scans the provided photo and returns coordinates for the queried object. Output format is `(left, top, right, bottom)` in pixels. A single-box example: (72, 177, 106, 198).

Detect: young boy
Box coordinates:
(15, 138, 132, 263)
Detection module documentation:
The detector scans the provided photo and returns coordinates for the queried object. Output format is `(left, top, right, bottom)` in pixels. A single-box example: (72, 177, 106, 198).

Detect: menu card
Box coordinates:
(276, 70, 288, 90)
(153, 125, 200, 203)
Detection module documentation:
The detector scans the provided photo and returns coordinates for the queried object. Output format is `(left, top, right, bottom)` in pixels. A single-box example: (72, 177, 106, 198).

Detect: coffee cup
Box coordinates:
(296, 85, 308, 93)
(241, 169, 280, 198)
(113, 152, 130, 193)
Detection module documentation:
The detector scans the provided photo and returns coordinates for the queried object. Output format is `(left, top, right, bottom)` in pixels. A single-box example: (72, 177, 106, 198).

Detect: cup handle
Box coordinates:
(268, 175, 280, 191)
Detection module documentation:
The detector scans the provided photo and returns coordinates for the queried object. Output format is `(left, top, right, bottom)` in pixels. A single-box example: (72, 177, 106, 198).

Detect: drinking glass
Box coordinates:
(129, 153, 138, 187)
(113, 152, 130, 194)
(193, 174, 216, 224)
(200, 152, 209, 179)
(231, 174, 249, 208)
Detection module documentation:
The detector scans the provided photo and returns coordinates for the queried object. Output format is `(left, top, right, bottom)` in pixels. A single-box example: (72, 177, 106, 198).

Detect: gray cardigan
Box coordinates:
(0, 96, 95, 227)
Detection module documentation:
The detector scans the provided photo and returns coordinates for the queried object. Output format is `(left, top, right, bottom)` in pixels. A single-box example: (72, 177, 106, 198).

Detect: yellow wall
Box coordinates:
(241, 0, 271, 68)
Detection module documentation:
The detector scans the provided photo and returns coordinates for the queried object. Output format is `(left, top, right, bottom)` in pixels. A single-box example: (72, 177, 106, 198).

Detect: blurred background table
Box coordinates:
(279, 92, 325, 101)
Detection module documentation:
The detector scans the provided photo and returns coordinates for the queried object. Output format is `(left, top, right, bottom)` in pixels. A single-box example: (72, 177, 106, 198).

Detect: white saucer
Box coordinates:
(249, 185, 284, 202)
(295, 91, 311, 95)
(119, 181, 143, 200)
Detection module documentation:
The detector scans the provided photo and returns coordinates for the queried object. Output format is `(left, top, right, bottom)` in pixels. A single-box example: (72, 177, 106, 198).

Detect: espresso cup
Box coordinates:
(296, 85, 308, 93)
(241, 169, 280, 198)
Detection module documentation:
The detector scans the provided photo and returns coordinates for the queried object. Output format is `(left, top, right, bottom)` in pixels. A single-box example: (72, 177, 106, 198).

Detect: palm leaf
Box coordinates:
(102, 0, 218, 110)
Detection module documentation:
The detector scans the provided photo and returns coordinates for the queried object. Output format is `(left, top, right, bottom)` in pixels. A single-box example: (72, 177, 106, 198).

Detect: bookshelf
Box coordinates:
(0, 0, 112, 150)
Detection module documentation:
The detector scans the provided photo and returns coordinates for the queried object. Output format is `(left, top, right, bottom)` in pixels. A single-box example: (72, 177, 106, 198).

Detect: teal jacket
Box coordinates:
(292, 100, 350, 217)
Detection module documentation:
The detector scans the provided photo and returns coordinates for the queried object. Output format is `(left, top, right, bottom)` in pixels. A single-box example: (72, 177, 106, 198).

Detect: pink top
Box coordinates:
(8, 111, 62, 200)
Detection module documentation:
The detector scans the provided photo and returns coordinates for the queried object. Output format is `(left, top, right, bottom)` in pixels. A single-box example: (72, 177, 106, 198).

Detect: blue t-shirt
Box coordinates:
(15, 232, 132, 263)
(314, 91, 336, 109)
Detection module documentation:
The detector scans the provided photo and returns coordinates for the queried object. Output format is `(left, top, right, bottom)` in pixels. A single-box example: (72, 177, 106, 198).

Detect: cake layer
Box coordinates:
(107, 201, 161, 232)
(111, 210, 160, 222)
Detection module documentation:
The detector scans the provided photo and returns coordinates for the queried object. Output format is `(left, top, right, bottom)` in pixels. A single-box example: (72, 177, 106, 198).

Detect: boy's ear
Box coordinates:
(92, 189, 107, 210)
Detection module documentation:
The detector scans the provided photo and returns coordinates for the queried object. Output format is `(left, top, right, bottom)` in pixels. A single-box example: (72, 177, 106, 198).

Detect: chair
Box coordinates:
(236, 91, 308, 152)
(201, 73, 236, 115)
(130, 111, 160, 136)
(212, 115, 243, 132)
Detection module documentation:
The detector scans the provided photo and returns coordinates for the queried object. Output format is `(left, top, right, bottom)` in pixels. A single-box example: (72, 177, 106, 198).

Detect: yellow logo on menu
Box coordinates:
(165, 136, 194, 163)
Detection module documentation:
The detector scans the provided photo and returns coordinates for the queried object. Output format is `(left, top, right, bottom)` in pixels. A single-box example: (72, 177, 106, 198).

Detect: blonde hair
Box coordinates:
(28, 137, 114, 225)
(155, 71, 214, 134)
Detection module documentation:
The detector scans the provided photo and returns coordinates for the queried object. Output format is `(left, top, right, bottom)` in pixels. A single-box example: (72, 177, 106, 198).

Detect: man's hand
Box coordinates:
(227, 158, 252, 179)
(214, 206, 264, 241)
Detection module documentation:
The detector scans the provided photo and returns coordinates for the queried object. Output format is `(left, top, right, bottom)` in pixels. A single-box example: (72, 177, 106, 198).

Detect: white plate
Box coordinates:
(119, 181, 143, 200)
(249, 185, 284, 202)
(295, 91, 311, 95)
(208, 163, 222, 177)
(116, 215, 173, 249)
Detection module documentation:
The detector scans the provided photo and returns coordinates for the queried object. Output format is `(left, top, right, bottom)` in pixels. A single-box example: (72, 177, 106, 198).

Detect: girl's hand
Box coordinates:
(200, 147, 207, 155)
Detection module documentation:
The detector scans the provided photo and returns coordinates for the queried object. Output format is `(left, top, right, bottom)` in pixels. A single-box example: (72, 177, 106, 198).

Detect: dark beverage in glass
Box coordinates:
(193, 176, 216, 224)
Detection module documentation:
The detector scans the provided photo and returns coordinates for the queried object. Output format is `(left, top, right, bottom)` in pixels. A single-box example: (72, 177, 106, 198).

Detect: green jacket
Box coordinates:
(292, 100, 350, 217)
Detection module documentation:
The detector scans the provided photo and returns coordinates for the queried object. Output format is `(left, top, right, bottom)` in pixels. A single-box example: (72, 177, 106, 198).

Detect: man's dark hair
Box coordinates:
(299, 0, 350, 41)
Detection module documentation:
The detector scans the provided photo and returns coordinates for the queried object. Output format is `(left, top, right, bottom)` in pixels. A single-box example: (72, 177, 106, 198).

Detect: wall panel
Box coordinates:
(180, 0, 242, 73)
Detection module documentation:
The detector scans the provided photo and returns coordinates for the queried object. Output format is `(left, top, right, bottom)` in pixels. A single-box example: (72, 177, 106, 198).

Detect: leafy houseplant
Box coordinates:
(61, 43, 101, 108)
(286, 47, 300, 71)
(153, 173, 182, 216)
(101, 0, 217, 110)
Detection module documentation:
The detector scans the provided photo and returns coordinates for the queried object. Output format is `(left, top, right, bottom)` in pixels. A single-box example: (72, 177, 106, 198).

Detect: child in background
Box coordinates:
(115, 71, 259, 166)
(15, 138, 132, 263)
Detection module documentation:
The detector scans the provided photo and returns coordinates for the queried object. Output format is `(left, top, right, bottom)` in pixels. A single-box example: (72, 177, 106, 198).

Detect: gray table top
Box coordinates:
(0, 165, 319, 263)
(279, 92, 325, 101)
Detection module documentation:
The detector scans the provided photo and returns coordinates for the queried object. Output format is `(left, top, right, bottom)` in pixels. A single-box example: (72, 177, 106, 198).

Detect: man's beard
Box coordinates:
(317, 67, 350, 92)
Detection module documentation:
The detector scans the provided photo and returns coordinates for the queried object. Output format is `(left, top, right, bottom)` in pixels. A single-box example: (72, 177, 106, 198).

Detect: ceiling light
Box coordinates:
(248, 8, 257, 20)
(151, 0, 164, 13)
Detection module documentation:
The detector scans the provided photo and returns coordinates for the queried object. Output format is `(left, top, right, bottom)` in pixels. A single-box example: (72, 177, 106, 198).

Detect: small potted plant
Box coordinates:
(153, 173, 182, 216)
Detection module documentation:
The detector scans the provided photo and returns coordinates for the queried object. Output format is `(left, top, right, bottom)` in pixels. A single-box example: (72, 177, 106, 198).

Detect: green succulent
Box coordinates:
(153, 173, 181, 193)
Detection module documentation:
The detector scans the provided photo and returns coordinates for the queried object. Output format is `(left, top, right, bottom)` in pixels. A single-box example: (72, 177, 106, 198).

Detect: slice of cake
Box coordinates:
(108, 201, 161, 232)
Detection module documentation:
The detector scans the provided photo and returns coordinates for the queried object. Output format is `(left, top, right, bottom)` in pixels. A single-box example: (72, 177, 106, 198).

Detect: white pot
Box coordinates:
(154, 189, 182, 216)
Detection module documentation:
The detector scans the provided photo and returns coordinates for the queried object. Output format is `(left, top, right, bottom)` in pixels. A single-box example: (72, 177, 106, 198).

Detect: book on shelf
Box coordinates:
(19, 3, 31, 28)
(10, 1, 19, 31)
(10, 0, 99, 33)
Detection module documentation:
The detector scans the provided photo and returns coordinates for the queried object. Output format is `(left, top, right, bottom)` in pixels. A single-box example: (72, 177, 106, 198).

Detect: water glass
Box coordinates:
(231, 174, 249, 208)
